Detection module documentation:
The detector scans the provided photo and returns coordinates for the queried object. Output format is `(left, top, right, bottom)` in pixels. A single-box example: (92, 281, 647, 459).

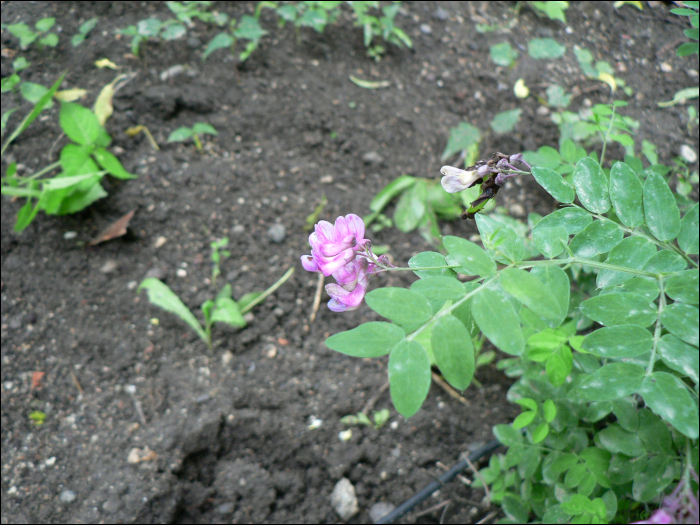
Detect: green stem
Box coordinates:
(240, 267, 295, 314)
(13, 161, 61, 184)
(599, 104, 617, 166)
(193, 134, 203, 151)
(646, 275, 666, 377)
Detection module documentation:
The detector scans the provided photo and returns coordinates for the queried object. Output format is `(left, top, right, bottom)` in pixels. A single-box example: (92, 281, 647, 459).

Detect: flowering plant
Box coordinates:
(302, 152, 699, 523)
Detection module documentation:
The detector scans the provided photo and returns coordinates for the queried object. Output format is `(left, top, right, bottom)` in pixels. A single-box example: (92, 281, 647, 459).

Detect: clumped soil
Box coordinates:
(1, 2, 697, 523)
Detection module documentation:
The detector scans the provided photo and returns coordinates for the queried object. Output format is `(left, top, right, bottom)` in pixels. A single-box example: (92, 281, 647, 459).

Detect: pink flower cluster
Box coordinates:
(632, 475, 699, 524)
(301, 214, 386, 312)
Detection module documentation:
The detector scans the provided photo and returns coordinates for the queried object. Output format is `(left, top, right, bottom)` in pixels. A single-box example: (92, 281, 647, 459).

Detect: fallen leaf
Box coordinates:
(89, 210, 135, 246)
(31, 371, 45, 389)
(1, 48, 17, 58)
(95, 58, 120, 69)
(55, 88, 88, 102)
(349, 75, 391, 89)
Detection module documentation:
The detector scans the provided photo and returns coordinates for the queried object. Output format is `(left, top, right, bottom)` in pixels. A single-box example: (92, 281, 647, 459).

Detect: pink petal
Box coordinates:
(301, 255, 319, 272)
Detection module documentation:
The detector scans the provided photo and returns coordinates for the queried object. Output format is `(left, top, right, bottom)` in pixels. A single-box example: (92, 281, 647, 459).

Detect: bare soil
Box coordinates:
(1, 1, 697, 523)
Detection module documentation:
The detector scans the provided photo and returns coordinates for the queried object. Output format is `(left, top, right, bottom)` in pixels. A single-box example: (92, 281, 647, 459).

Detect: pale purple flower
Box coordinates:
(633, 476, 700, 524)
(301, 214, 370, 276)
(440, 165, 485, 193)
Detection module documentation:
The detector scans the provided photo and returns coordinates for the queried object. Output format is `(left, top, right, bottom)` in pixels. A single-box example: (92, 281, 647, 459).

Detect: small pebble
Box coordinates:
(155, 236, 167, 248)
(370, 502, 396, 523)
(320, 174, 333, 183)
(338, 429, 353, 442)
(680, 144, 697, 163)
(64, 231, 77, 240)
(59, 490, 77, 503)
(660, 62, 672, 73)
(176, 268, 187, 278)
(362, 151, 383, 165)
(160, 64, 186, 81)
(216, 502, 234, 515)
(187, 36, 201, 49)
(145, 267, 166, 280)
(45, 457, 56, 467)
(330, 478, 359, 521)
(232, 224, 245, 234)
(420, 24, 432, 34)
(268, 224, 286, 243)
(434, 8, 449, 20)
(100, 260, 118, 274)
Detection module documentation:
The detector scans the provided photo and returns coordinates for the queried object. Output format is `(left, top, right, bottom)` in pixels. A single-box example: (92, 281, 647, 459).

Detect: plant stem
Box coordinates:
(193, 134, 203, 151)
(240, 267, 295, 314)
(13, 161, 61, 184)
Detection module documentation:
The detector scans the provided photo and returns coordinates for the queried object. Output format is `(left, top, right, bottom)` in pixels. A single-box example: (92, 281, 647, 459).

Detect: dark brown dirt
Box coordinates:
(2, 1, 697, 523)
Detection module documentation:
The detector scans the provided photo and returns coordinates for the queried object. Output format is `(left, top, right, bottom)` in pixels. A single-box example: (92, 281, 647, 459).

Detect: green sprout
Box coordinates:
(167, 123, 218, 151)
(71, 18, 98, 47)
(210, 237, 231, 286)
(5, 17, 58, 50)
(341, 409, 390, 429)
(29, 411, 46, 426)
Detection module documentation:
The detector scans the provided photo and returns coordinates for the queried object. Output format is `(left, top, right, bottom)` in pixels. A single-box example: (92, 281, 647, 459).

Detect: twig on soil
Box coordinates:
(309, 272, 324, 322)
(70, 370, 83, 394)
(431, 372, 468, 405)
(361, 380, 390, 415)
(125, 385, 147, 426)
(475, 510, 499, 524)
(464, 453, 491, 505)
(412, 499, 450, 519)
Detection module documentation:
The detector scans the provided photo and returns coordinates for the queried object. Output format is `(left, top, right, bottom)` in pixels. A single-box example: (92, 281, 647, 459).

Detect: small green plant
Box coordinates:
(526, 1, 569, 23)
(1, 74, 136, 232)
(167, 122, 218, 151)
(118, 17, 188, 56)
(210, 237, 231, 285)
(671, 1, 699, 57)
(341, 408, 391, 429)
(138, 267, 294, 350)
(202, 5, 269, 62)
(4, 17, 58, 50)
(28, 410, 46, 426)
(71, 17, 98, 47)
(166, 1, 228, 27)
(490, 42, 519, 68)
(349, 1, 412, 61)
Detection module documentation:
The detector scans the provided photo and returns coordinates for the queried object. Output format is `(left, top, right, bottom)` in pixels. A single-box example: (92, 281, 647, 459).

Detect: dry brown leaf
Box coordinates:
(88, 210, 135, 246)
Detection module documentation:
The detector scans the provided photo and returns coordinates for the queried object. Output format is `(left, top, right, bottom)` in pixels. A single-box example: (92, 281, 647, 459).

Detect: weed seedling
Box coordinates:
(210, 237, 231, 286)
(167, 123, 218, 151)
(341, 409, 390, 429)
(5, 17, 59, 50)
(71, 18, 98, 47)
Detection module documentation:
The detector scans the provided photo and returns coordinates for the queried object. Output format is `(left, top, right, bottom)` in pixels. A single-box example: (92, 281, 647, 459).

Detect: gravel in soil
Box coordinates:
(1, 1, 697, 523)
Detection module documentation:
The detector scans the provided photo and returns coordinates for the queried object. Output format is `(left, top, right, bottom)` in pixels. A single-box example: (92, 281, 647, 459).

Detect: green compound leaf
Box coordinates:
(665, 270, 699, 304)
(443, 235, 496, 277)
(600, 277, 660, 302)
(530, 266, 570, 327)
(59, 102, 102, 146)
(137, 278, 206, 343)
(642, 250, 687, 274)
(569, 219, 623, 259)
(441, 122, 481, 161)
(643, 172, 681, 242)
(678, 203, 699, 254)
(408, 251, 457, 279)
(596, 425, 646, 457)
(582, 325, 653, 357)
(365, 288, 432, 333)
(609, 161, 644, 228)
(660, 303, 699, 346)
(657, 334, 699, 384)
(579, 293, 657, 327)
(471, 288, 525, 355)
(431, 315, 475, 390)
(325, 322, 405, 358)
(633, 456, 677, 503)
(388, 340, 431, 418)
(572, 362, 646, 402)
(532, 207, 592, 258)
(640, 372, 699, 439)
(499, 268, 562, 323)
(475, 214, 526, 263)
(531, 166, 575, 203)
(574, 157, 610, 214)
(410, 276, 466, 314)
(596, 236, 657, 288)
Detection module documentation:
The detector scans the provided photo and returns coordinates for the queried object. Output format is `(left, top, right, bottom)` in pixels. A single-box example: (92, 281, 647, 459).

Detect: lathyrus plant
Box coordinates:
(302, 151, 698, 523)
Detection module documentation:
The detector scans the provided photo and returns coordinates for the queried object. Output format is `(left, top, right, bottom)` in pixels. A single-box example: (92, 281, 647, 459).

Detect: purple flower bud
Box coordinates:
(509, 153, 531, 170)
(326, 257, 372, 311)
(440, 165, 481, 193)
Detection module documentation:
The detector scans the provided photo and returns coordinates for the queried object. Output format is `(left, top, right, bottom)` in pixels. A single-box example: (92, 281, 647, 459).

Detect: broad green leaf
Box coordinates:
(59, 102, 101, 145)
(596, 236, 657, 288)
(569, 219, 623, 258)
(642, 250, 687, 274)
(237, 292, 261, 312)
(471, 288, 525, 355)
(644, 173, 681, 242)
(441, 122, 481, 161)
(609, 162, 644, 227)
(35, 17, 56, 32)
(500, 268, 562, 323)
(532, 207, 592, 258)
(60, 143, 95, 176)
(600, 277, 660, 301)
(443, 235, 496, 277)
(640, 372, 698, 438)
(637, 410, 674, 455)
(365, 288, 432, 333)
(167, 127, 194, 142)
(475, 214, 525, 263)
(93, 148, 136, 179)
(608, 453, 644, 485)
(501, 494, 529, 523)
(582, 325, 652, 357)
(596, 425, 646, 457)
(161, 23, 187, 40)
(579, 447, 612, 489)
(393, 179, 426, 232)
(490, 41, 518, 67)
(528, 38, 566, 59)
(408, 251, 457, 279)
(325, 322, 405, 358)
(546, 345, 572, 387)
(678, 203, 699, 254)
(20, 82, 50, 105)
(531, 166, 575, 203)
(5, 73, 64, 148)
(431, 315, 474, 390)
(490, 109, 522, 134)
(574, 157, 610, 213)
(657, 334, 699, 384)
(410, 276, 465, 313)
(660, 303, 699, 346)
(388, 340, 431, 418)
(530, 266, 570, 326)
(191, 122, 218, 136)
(137, 278, 206, 342)
(665, 270, 699, 304)
(632, 456, 677, 503)
(202, 32, 234, 61)
(43, 172, 102, 191)
(572, 362, 646, 401)
(211, 297, 246, 327)
(579, 293, 656, 327)
(563, 463, 587, 488)
(369, 175, 415, 213)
